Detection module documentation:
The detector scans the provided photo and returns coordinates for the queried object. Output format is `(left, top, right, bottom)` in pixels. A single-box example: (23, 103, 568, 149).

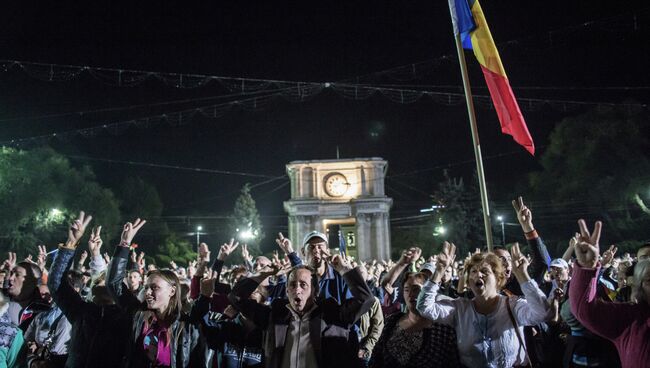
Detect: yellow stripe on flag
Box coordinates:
(469, 0, 507, 77)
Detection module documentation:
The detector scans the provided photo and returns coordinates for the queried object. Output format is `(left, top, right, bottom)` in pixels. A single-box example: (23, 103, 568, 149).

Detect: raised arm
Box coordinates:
(48, 211, 93, 323)
(228, 267, 282, 328)
(417, 242, 458, 323)
(276, 232, 303, 266)
(512, 197, 551, 281)
(509, 243, 550, 325)
(381, 247, 421, 294)
(106, 218, 146, 312)
(87, 226, 107, 278)
(327, 254, 374, 324)
(570, 220, 634, 340)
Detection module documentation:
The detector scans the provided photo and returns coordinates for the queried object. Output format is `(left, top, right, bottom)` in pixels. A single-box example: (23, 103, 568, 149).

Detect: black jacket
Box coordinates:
(190, 294, 264, 368)
(48, 246, 132, 368)
(229, 267, 374, 368)
(106, 246, 205, 368)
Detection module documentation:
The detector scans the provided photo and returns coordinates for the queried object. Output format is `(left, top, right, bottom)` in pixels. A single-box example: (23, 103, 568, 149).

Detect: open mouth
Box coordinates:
(475, 279, 485, 289)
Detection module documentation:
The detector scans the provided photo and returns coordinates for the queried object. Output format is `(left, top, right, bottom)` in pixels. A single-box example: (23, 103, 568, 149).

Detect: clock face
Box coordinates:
(324, 173, 350, 197)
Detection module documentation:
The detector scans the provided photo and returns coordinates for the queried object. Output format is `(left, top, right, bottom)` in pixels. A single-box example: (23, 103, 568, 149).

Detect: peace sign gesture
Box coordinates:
(573, 219, 602, 269)
(120, 218, 146, 246)
(67, 211, 93, 247)
(88, 226, 103, 256)
(512, 196, 534, 233)
(510, 242, 531, 283)
(217, 239, 239, 261)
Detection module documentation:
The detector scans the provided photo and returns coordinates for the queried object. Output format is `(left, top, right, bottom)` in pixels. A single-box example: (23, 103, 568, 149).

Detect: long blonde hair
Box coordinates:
(143, 269, 182, 339)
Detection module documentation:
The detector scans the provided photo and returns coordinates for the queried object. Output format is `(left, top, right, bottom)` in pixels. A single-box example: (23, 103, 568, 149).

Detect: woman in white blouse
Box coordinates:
(417, 242, 549, 368)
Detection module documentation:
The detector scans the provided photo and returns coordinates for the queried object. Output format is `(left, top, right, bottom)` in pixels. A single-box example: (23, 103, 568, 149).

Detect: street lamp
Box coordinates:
(497, 216, 505, 245)
(196, 226, 203, 247)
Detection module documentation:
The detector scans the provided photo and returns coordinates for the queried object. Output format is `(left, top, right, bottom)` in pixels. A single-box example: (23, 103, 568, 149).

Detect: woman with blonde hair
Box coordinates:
(417, 242, 549, 367)
(106, 218, 204, 368)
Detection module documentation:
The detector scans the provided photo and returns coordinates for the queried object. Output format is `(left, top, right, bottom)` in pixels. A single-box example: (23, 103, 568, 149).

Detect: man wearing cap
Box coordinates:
(272, 231, 353, 305)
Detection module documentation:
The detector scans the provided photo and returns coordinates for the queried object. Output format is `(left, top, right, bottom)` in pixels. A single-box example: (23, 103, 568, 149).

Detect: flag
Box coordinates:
(338, 231, 347, 257)
(448, 0, 535, 155)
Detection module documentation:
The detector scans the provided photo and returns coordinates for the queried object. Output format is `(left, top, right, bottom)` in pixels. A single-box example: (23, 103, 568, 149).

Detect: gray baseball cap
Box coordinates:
(302, 231, 328, 247)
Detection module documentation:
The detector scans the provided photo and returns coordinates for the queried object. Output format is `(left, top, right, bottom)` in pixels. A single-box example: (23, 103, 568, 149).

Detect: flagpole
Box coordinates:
(451, 32, 495, 251)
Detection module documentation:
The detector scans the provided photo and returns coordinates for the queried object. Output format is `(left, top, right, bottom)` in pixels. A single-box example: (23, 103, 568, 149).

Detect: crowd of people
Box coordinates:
(0, 196, 648, 368)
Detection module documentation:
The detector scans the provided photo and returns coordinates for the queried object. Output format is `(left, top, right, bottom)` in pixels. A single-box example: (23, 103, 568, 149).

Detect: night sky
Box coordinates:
(1, 1, 649, 248)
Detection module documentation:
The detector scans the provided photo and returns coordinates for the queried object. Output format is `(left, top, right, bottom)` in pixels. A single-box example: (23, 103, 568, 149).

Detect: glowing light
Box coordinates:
(239, 229, 255, 240)
(197, 226, 203, 231)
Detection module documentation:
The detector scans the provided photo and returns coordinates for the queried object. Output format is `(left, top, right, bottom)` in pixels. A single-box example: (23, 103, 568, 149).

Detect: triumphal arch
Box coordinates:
(284, 158, 392, 261)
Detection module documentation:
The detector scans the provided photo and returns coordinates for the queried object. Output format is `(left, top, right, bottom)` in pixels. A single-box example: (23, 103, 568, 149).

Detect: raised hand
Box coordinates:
(241, 243, 251, 262)
(187, 260, 197, 278)
(573, 219, 601, 269)
(398, 247, 422, 265)
(198, 243, 211, 264)
(37, 245, 47, 271)
(78, 250, 88, 268)
(137, 252, 146, 270)
(130, 250, 137, 264)
(170, 260, 178, 270)
(120, 218, 146, 246)
(512, 196, 534, 233)
(275, 232, 294, 254)
(199, 276, 215, 297)
(1, 252, 16, 271)
(436, 242, 457, 270)
(329, 253, 353, 275)
(510, 242, 531, 283)
(103, 252, 111, 264)
(601, 244, 617, 267)
(217, 239, 239, 261)
(195, 243, 211, 278)
(67, 211, 93, 247)
(88, 226, 103, 256)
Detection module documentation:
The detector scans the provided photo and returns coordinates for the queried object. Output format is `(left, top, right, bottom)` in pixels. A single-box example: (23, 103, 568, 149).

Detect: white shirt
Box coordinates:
(417, 279, 549, 368)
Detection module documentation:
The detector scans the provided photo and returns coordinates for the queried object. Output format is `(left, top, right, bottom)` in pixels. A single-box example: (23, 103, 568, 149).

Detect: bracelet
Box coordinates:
(119, 240, 130, 248)
(524, 229, 538, 240)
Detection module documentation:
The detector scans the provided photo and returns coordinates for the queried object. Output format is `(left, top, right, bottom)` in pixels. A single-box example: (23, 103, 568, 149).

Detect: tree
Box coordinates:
(229, 183, 265, 255)
(153, 233, 196, 266)
(526, 105, 650, 254)
(431, 170, 485, 257)
(0, 147, 121, 256)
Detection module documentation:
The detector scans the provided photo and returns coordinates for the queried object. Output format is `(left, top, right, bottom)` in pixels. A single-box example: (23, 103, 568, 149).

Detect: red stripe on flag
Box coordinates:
(480, 66, 535, 155)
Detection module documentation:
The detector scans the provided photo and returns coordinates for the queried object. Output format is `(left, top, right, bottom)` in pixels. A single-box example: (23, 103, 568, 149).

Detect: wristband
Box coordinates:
(119, 240, 131, 248)
(524, 229, 538, 240)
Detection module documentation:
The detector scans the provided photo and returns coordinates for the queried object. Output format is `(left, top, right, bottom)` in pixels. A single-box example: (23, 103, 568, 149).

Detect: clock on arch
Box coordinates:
(323, 172, 350, 197)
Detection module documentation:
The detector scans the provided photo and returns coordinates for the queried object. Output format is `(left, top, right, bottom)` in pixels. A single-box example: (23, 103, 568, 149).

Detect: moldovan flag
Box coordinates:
(448, 0, 535, 155)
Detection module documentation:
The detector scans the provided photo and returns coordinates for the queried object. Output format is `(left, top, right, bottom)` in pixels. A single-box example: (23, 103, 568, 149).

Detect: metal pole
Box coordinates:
(501, 221, 505, 245)
(450, 31, 494, 251)
(196, 231, 200, 248)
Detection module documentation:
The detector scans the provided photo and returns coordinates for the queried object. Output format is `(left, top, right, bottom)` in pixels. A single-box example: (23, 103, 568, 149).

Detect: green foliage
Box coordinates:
(526, 105, 650, 248)
(153, 233, 197, 266)
(119, 177, 168, 235)
(431, 170, 485, 256)
(0, 147, 121, 256)
(229, 183, 265, 251)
